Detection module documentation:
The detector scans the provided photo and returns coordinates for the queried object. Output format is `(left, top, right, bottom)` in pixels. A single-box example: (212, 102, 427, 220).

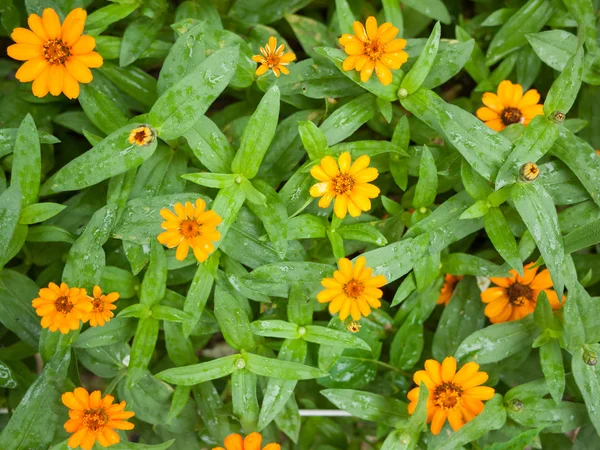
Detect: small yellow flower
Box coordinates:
(346, 320, 362, 333)
(62, 387, 134, 450)
(317, 256, 386, 321)
(85, 286, 119, 327)
(339, 16, 408, 86)
(128, 126, 155, 146)
(157, 199, 222, 262)
(476, 80, 544, 131)
(7, 8, 103, 99)
(520, 162, 539, 181)
(309, 152, 380, 219)
(32, 282, 92, 334)
(437, 274, 462, 306)
(252, 36, 296, 77)
(408, 357, 495, 435)
(213, 432, 280, 450)
(481, 262, 565, 323)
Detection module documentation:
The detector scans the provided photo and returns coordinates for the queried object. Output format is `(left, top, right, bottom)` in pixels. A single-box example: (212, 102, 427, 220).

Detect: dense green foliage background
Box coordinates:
(2, 0, 600, 449)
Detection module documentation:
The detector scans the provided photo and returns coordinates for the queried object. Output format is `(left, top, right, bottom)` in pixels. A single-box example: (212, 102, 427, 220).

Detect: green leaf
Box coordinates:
(100, 63, 158, 108)
(382, 0, 404, 37)
(335, 0, 354, 34)
(511, 181, 564, 297)
(390, 321, 424, 369)
(120, 16, 163, 67)
(0, 184, 22, 268)
(74, 318, 135, 349)
(321, 389, 408, 427)
(551, 126, 600, 207)
(0, 374, 58, 449)
(303, 325, 371, 351)
(242, 262, 332, 297)
(156, 354, 240, 385)
(562, 0, 597, 54)
(540, 339, 565, 404)
(460, 200, 489, 220)
(401, 0, 450, 23)
(257, 338, 307, 430)
(286, 15, 338, 60)
(183, 255, 217, 336)
(184, 115, 236, 173)
(229, 0, 312, 24)
(11, 114, 40, 207)
(544, 47, 584, 116)
(62, 205, 117, 288)
(40, 124, 157, 195)
(128, 317, 159, 387)
(182, 172, 237, 189)
(299, 120, 328, 161)
(484, 207, 524, 273)
(401, 22, 441, 94)
(485, 428, 545, 450)
(432, 277, 486, 360)
(232, 369, 259, 431)
(0, 270, 41, 348)
(359, 234, 429, 283)
(210, 183, 247, 249)
(85, 3, 139, 34)
(572, 345, 600, 436)
(140, 240, 166, 307)
(251, 320, 299, 339)
(455, 26, 489, 83)
(214, 285, 255, 351)
(245, 352, 329, 380)
(455, 317, 537, 364)
(149, 46, 239, 140)
(437, 395, 507, 450)
(485, 0, 554, 65)
(315, 47, 401, 101)
(79, 83, 128, 135)
(401, 89, 511, 181)
(413, 145, 438, 208)
(19, 202, 66, 225)
(287, 284, 314, 326)
(231, 86, 281, 179)
(336, 223, 387, 246)
(151, 305, 193, 322)
(495, 115, 558, 189)
(246, 179, 288, 258)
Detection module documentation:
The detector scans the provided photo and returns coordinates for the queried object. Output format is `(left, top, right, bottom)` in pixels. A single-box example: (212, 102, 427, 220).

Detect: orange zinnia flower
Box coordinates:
(252, 36, 296, 77)
(476, 80, 544, 131)
(32, 282, 92, 334)
(481, 262, 565, 323)
(339, 16, 408, 86)
(309, 152, 380, 218)
(408, 357, 495, 435)
(7, 8, 103, 99)
(62, 387, 134, 450)
(213, 432, 280, 450)
(437, 274, 463, 306)
(157, 199, 222, 262)
(317, 256, 387, 321)
(85, 286, 119, 327)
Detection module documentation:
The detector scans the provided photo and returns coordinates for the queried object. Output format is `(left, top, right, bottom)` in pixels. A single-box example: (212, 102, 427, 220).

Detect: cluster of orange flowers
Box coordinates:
(32, 283, 118, 334)
(440, 263, 565, 323)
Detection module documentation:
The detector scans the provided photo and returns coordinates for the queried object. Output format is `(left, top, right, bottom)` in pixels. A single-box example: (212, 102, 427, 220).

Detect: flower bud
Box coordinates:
(128, 125, 156, 147)
(550, 111, 565, 124)
(519, 162, 539, 182)
(584, 349, 598, 366)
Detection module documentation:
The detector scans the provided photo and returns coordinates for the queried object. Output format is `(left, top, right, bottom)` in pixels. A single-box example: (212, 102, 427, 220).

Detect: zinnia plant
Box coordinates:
(2, 0, 600, 449)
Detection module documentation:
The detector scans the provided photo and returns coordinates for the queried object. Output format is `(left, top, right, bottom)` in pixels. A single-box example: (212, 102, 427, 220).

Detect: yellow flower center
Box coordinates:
(266, 54, 281, 68)
(333, 173, 355, 195)
(91, 298, 104, 313)
(500, 107, 523, 126)
(506, 282, 533, 307)
(363, 39, 384, 61)
(43, 38, 71, 65)
(82, 407, 109, 432)
(434, 383, 463, 410)
(54, 296, 74, 314)
(180, 219, 200, 238)
(344, 280, 364, 298)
